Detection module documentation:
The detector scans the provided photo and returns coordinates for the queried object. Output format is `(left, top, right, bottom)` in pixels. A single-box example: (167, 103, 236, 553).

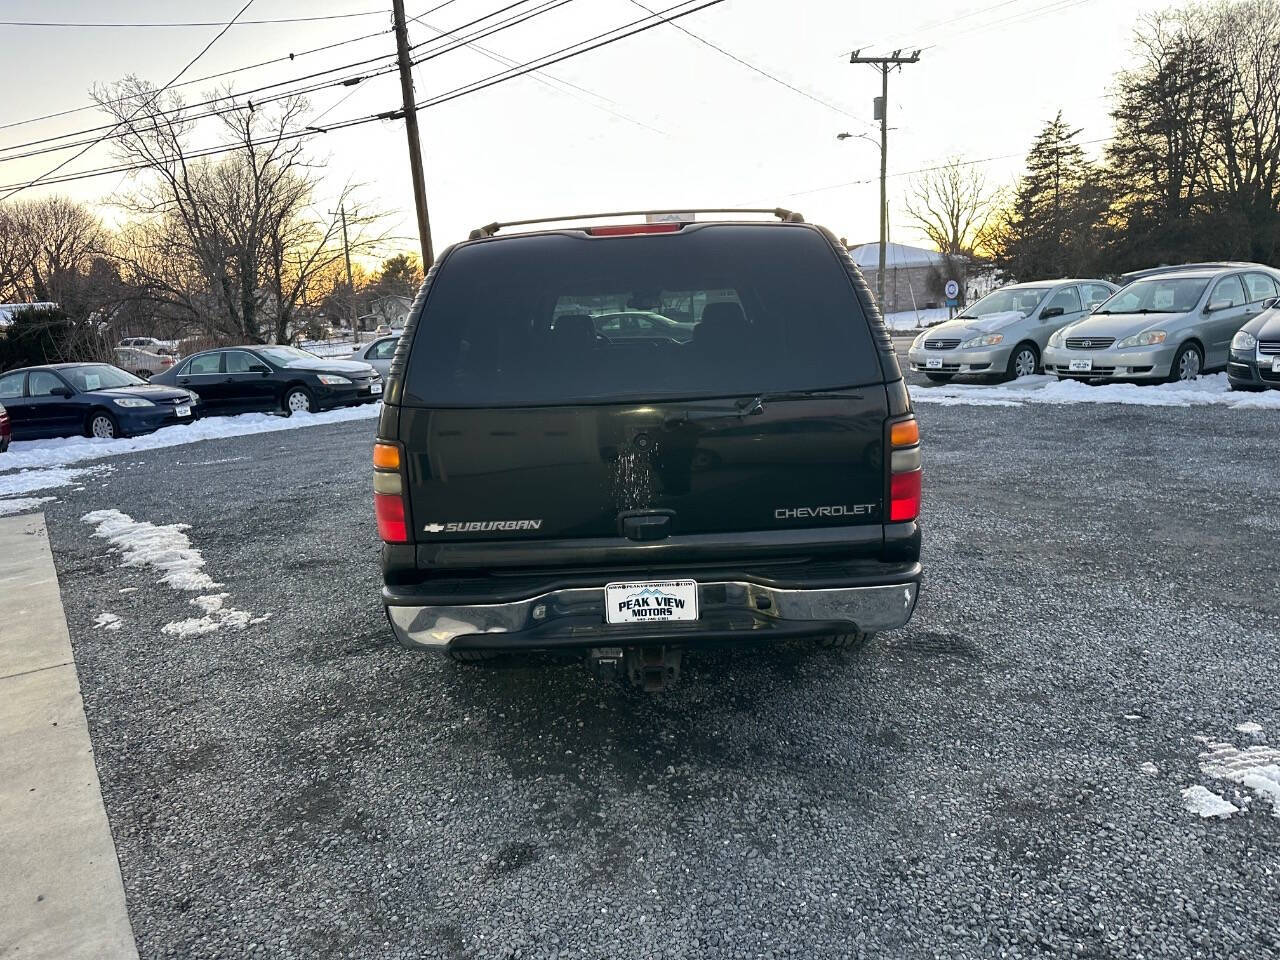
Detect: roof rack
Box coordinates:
(467, 208, 805, 240)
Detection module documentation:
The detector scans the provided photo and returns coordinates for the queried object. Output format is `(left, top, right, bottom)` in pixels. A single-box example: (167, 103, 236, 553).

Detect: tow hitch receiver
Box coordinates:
(587, 645, 683, 691)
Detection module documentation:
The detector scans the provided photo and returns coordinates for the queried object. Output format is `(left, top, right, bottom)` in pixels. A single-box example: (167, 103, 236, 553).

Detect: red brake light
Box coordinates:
(374, 492, 408, 543)
(586, 223, 683, 236)
(889, 469, 922, 522)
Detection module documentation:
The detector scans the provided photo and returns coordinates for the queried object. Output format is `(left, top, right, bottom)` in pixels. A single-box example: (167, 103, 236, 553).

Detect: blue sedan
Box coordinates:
(0, 363, 200, 440)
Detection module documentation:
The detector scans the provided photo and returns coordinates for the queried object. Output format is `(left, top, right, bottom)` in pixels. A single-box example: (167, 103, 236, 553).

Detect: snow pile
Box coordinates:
(82, 509, 220, 591)
(93, 612, 122, 631)
(911, 373, 1280, 410)
(1140, 761, 1159, 776)
(883, 307, 951, 330)
(0, 496, 55, 517)
(1, 403, 380, 473)
(1198, 739, 1280, 817)
(1181, 785, 1239, 819)
(162, 593, 266, 638)
(1235, 721, 1265, 736)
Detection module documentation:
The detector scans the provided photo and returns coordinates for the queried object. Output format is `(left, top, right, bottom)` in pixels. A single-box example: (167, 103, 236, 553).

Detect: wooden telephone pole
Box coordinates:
(849, 49, 920, 310)
(392, 0, 435, 267)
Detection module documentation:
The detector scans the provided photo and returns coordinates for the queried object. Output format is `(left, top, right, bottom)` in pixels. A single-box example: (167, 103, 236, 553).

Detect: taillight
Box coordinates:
(373, 441, 409, 543)
(888, 415, 922, 522)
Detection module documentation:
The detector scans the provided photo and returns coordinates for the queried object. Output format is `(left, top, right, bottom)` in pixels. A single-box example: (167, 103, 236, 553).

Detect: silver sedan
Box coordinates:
(1042, 267, 1280, 383)
(350, 335, 399, 378)
(908, 279, 1117, 382)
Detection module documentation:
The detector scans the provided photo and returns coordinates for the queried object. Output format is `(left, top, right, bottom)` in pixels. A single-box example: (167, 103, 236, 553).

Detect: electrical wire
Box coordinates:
(0, 11, 385, 28)
(0, 0, 259, 202)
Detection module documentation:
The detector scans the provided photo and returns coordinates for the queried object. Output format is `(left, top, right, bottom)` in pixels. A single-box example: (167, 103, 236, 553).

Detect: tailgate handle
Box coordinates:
(619, 510, 675, 542)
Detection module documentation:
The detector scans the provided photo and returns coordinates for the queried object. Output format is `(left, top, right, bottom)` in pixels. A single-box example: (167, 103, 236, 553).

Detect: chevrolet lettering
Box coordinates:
(775, 505, 876, 520)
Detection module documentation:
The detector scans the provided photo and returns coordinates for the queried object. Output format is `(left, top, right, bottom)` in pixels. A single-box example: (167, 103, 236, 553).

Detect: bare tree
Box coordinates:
(93, 77, 386, 342)
(0, 196, 105, 308)
(903, 157, 1001, 259)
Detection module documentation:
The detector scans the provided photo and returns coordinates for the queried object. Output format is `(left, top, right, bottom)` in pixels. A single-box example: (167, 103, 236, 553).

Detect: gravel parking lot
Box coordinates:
(31, 367, 1280, 959)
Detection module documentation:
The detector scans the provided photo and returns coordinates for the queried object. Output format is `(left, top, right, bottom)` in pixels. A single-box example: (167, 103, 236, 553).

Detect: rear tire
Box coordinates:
(283, 386, 314, 415)
(446, 648, 500, 663)
(1167, 342, 1203, 383)
(924, 372, 953, 383)
(1004, 342, 1039, 381)
(86, 410, 118, 439)
(817, 631, 875, 652)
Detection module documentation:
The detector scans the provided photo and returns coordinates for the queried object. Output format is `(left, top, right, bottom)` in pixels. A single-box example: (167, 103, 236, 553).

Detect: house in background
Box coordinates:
(369, 295, 414, 327)
(847, 243, 999, 314)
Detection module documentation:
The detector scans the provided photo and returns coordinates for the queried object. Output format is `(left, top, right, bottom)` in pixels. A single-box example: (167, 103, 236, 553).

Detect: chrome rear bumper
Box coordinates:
(385, 579, 919, 651)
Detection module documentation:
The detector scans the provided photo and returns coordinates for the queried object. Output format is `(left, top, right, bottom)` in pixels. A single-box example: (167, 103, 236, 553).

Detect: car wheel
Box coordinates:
(446, 648, 500, 663)
(87, 411, 118, 439)
(924, 372, 954, 383)
(816, 631, 875, 652)
(1168, 342, 1203, 383)
(1005, 343, 1039, 381)
(283, 386, 313, 415)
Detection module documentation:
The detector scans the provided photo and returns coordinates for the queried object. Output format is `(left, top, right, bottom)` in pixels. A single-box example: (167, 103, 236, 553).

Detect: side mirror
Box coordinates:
(249, 363, 270, 373)
(1205, 299, 1232, 313)
(51, 386, 74, 398)
(1040, 306, 1065, 320)
(1263, 296, 1279, 310)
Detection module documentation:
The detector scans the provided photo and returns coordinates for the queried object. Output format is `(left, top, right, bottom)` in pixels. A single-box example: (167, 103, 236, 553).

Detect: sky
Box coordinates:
(0, 0, 1159, 262)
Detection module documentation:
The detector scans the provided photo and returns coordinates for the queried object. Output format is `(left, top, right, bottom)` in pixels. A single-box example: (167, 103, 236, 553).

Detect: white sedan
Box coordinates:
(350, 335, 399, 378)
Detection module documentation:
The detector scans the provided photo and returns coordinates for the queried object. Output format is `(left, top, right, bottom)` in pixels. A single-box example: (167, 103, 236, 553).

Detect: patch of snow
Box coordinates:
(0, 467, 87, 497)
(1, 403, 380, 473)
(1235, 721, 1264, 736)
(911, 373, 1280, 410)
(1198, 740, 1280, 817)
(1141, 761, 1159, 776)
(118, 587, 138, 594)
(82, 509, 219, 591)
(162, 593, 256, 637)
(93, 612, 122, 631)
(1181, 785, 1238, 819)
(883, 307, 951, 330)
(0, 496, 55, 516)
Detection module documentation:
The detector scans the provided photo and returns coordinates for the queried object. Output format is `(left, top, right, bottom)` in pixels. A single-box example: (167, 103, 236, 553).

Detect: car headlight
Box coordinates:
(317, 374, 352, 385)
(1049, 328, 1067, 348)
(1232, 330, 1258, 351)
(960, 333, 1003, 348)
(912, 331, 927, 349)
(113, 397, 155, 408)
(1115, 330, 1167, 349)
(187, 391, 200, 404)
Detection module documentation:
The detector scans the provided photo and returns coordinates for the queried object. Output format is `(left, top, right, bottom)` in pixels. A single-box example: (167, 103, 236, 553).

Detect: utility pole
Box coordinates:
(849, 49, 920, 311)
(336, 204, 357, 335)
(392, 0, 435, 268)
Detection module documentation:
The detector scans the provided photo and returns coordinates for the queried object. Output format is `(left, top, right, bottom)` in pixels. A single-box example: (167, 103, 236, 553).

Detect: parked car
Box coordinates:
(589, 310, 695, 342)
(907, 279, 1117, 382)
(117, 336, 177, 355)
(1043, 266, 1280, 383)
(0, 401, 10, 453)
(149, 344, 382, 415)
(1117, 261, 1271, 287)
(374, 210, 922, 689)
(113, 345, 176, 379)
(0, 363, 199, 440)
(1227, 298, 1280, 391)
(350, 335, 399, 378)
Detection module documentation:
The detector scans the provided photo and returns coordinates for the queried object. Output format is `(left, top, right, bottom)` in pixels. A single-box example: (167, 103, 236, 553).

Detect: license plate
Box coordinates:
(605, 580, 699, 625)
(1272, 357, 1280, 373)
(175, 404, 191, 417)
(926, 357, 943, 369)
(371, 382, 383, 395)
(1069, 359, 1093, 372)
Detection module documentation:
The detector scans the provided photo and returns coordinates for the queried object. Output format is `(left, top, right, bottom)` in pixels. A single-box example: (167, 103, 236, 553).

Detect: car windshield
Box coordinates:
(257, 346, 317, 365)
(402, 225, 882, 406)
(1098, 277, 1209, 314)
(958, 287, 1050, 318)
(62, 365, 144, 392)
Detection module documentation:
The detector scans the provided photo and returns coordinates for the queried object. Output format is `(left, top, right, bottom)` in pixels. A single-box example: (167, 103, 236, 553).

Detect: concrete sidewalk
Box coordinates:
(0, 513, 138, 960)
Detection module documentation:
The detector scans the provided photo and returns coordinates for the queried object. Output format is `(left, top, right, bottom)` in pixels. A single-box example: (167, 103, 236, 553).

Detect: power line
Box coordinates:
(625, 0, 867, 126)
(0, 0, 259, 202)
(417, 0, 728, 111)
(839, 0, 1021, 58)
(0, 0, 731, 194)
(0, 11, 385, 28)
(0, 0, 576, 162)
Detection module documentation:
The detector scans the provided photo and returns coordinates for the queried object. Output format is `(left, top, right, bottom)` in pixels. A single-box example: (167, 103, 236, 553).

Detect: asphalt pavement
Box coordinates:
(31, 377, 1280, 959)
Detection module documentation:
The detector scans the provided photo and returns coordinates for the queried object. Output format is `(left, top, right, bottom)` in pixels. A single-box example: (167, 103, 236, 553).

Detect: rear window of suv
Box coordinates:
(401, 225, 881, 406)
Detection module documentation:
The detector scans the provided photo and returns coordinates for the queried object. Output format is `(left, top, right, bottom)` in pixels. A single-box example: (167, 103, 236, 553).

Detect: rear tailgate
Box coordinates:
(391, 222, 893, 571)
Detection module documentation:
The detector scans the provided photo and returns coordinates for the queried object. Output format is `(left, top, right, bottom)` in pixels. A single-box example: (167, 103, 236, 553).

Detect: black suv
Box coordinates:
(374, 210, 922, 688)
